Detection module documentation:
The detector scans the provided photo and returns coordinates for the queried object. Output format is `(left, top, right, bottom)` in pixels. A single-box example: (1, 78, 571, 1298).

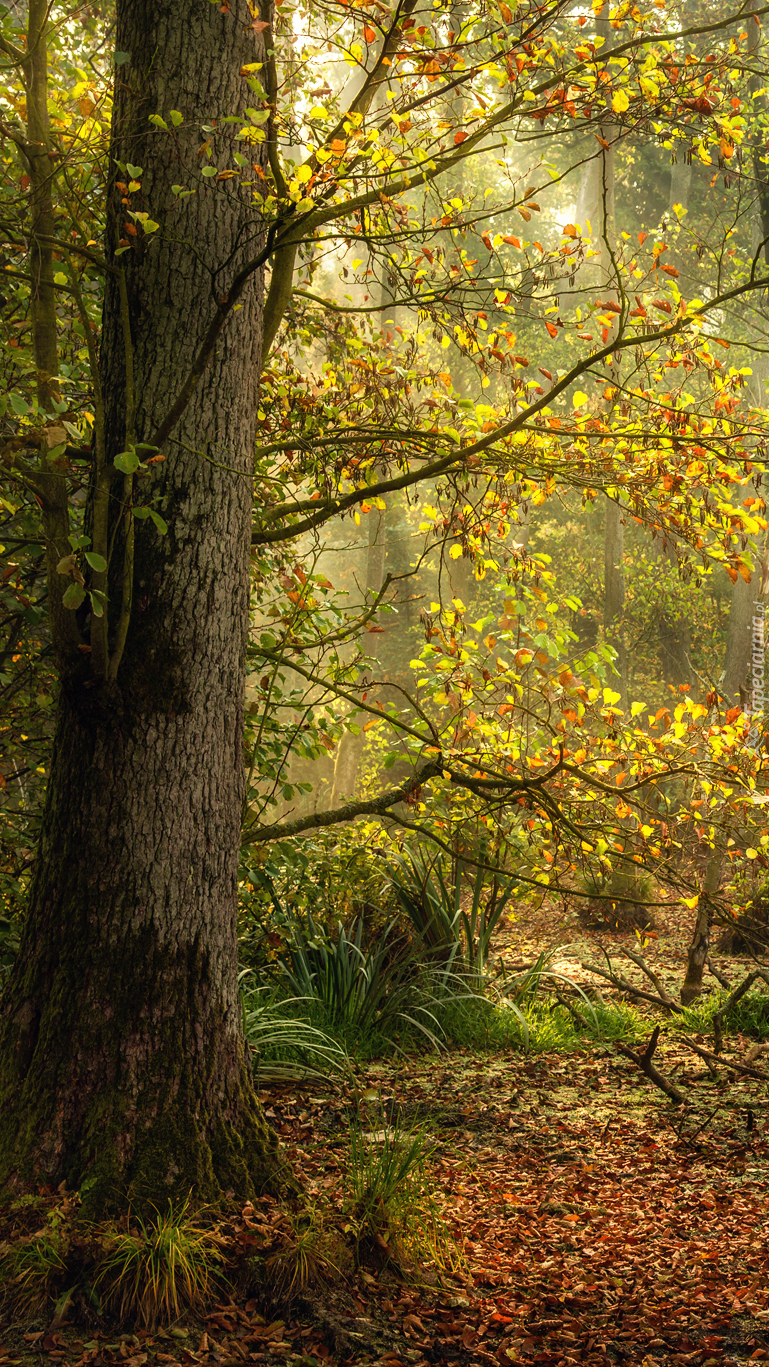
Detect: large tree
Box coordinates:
(2, 0, 769, 1208)
(0, 0, 298, 1208)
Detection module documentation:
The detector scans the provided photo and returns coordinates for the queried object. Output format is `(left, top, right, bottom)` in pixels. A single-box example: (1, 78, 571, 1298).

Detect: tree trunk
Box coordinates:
(680, 850, 722, 1007)
(0, 0, 298, 1212)
(604, 499, 627, 708)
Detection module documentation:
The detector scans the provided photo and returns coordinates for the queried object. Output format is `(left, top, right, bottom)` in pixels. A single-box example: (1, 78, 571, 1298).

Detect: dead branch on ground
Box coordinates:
(613, 1026, 687, 1104)
(713, 969, 769, 1053)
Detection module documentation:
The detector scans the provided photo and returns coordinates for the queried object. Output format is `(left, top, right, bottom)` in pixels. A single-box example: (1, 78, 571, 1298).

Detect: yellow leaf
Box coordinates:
(612, 89, 630, 113)
(449, 544, 463, 559)
(572, 390, 589, 407)
(746, 847, 759, 859)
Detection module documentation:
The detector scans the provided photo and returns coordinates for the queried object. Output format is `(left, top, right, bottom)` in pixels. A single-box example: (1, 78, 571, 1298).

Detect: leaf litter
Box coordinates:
(4, 902, 769, 1366)
(4, 1040, 769, 1367)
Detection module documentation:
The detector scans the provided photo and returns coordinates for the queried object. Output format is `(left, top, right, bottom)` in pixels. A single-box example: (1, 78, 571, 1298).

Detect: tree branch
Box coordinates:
(242, 757, 442, 843)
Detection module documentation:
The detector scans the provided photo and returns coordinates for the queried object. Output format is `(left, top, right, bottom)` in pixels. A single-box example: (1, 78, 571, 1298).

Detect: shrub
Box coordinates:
(343, 1112, 458, 1276)
(239, 975, 350, 1080)
(574, 861, 656, 931)
(386, 847, 514, 981)
(274, 911, 450, 1056)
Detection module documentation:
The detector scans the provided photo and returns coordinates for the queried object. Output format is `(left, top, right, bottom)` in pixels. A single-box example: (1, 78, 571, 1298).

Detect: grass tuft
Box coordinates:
(92, 1201, 224, 1327)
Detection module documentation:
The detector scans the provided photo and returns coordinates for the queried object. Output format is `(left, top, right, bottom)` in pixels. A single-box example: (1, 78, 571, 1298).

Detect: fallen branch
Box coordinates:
(613, 1025, 687, 1104)
(553, 988, 589, 1031)
(677, 1035, 769, 1082)
(581, 961, 678, 1014)
(706, 957, 732, 991)
(713, 969, 769, 1054)
(619, 947, 678, 1010)
(675, 1035, 719, 1079)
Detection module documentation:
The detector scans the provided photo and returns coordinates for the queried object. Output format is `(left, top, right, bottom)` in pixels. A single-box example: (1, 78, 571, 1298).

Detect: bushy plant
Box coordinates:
(343, 1113, 458, 1275)
(387, 847, 514, 981)
(238, 826, 397, 969)
(574, 860, 656, 931)
(0, 1198, 224, 1327)
(274, 911, 451, 1056)
(239, 975, 350, 1080)
(92, 1202, 224, 1327)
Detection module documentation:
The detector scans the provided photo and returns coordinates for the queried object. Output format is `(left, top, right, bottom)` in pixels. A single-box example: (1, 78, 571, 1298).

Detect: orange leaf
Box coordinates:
(739, 563, 752, 583)
(502, 234, 521, 247)
(363, 23, 376, 40)
(545, 321, 558, 337)
(500, 1, 512, 19)
(454, 130, 469, 144)
(638, 231, 648, 244)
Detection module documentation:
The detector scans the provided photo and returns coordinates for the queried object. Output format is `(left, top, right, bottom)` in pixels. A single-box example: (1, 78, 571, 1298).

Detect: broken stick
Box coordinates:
(614, 1025, 687, 1104)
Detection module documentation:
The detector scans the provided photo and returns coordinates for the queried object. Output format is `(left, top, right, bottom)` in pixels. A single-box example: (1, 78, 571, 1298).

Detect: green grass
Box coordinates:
(677, 990, 769, 1040)
(92, 1202, 224, 1327)
(343, 1111, 459, 1275)
(240, 977, 351, 1079)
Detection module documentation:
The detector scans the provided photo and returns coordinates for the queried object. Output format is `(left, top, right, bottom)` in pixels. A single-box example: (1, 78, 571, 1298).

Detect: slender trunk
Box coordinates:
(330, 286, 392, 807)
(0, 0, 298, 1211)
(680, 850, 722, 1006)
(657, 546, 691, 689)
(24, 0, 80, 665)
(604, 499, 627, 707)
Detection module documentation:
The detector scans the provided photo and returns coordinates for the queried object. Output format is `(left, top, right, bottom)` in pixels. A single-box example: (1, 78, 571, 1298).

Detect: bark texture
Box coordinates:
(0, 0, 297, 1211)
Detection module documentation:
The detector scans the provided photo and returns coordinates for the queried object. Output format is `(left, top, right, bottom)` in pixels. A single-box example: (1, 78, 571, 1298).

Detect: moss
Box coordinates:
(0, 937, 300, 1217)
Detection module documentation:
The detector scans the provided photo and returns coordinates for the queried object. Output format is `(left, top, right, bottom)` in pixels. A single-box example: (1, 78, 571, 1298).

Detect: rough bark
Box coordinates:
(0, 0, 298, 1212)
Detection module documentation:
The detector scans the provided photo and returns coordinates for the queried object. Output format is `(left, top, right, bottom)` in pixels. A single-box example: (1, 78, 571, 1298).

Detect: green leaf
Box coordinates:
(114, 246, 131, 257)
(148, 509, 168, 534)
(84, 551, 107, 572)
(114, 51, 130, 65)
(132, 506, 150, 519)
(125, 163, 143, 179)
(54, 272, 68, 286)
(9, 392, 28, 416)
(149, 114, 168, 130)
(142, 219, 160, 233)
(169, 110, 184, 126)
(89, 591, 105, 618)
(201, 165, 218, 177)
(62, 582, 86, 610)
(114, 449, 140, 474)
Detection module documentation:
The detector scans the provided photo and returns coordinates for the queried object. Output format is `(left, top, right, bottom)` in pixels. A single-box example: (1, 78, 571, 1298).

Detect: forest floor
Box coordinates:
(3, 900, 769, 1367)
